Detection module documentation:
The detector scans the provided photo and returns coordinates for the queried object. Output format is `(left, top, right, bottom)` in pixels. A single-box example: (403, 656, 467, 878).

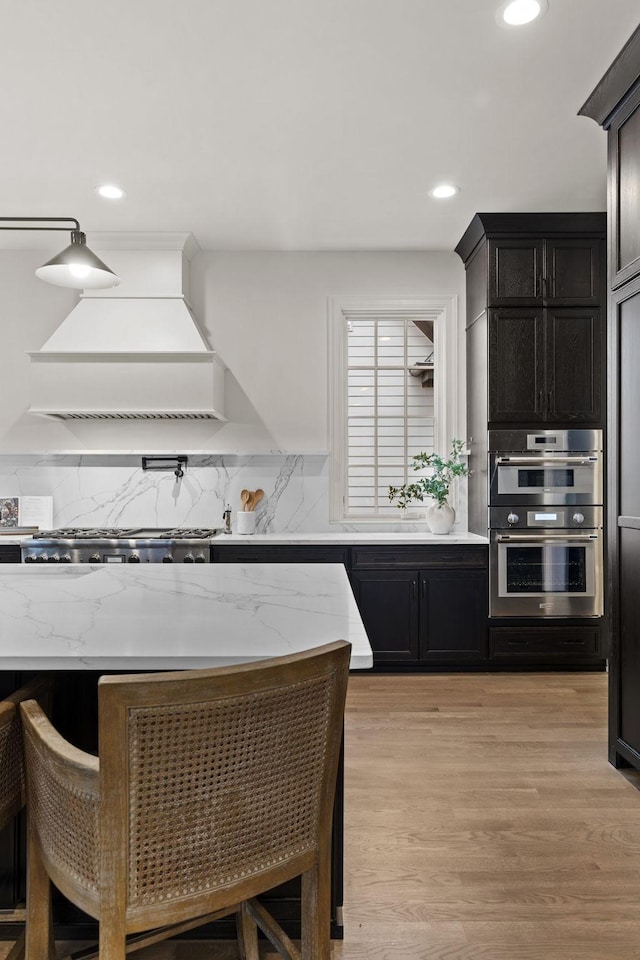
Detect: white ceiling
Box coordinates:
(0, 0, 638, 253)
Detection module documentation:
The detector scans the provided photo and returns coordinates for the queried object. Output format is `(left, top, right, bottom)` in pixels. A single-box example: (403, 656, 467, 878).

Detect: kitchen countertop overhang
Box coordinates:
(0, 562, 372, 671)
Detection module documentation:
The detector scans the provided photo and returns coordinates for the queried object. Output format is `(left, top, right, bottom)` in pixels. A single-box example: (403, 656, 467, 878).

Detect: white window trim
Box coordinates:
(328, 295, 461, 522)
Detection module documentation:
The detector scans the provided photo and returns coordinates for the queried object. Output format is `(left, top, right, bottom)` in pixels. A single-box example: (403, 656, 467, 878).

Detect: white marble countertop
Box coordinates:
(0, 563, 372, 671)
(214, 531, 489, 545)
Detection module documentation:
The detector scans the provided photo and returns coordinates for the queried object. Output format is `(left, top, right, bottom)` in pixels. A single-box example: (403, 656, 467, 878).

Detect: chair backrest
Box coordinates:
(0, 677, 52, 829)
(97, 640, 351, 924)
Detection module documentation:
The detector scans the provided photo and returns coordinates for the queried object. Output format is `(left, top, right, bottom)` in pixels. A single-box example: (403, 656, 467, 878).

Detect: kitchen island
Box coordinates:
(0, 562, 371, 942)
(0, 561, 372, 670)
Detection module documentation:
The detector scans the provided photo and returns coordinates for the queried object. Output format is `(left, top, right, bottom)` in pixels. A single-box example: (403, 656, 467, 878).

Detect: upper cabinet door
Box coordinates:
(545, 308, 602, 423)
(488, 309, 545, 423)
(489, 239, 543, 305)
(545, 239, 602, 305)
(609, 86, 640, 290)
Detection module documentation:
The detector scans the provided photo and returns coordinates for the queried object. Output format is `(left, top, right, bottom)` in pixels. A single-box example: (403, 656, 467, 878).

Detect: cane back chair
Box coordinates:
(0, 676, 53, 960)
(20, 640, 351, 960)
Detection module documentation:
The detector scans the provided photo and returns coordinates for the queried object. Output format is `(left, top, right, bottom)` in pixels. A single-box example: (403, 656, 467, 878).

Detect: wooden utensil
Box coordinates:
(252, 489, 264, 509)
(240, 489, 251, 511)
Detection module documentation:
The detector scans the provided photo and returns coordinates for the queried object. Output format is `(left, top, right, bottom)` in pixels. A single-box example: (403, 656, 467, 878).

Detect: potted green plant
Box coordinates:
(388, 439, 469, 534)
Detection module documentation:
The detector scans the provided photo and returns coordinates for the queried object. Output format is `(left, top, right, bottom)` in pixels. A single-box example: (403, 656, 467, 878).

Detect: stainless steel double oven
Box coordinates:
(488, 429, 603, 618)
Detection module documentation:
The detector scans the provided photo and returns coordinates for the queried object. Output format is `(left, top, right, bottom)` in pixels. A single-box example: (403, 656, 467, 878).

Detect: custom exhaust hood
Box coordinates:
(28, 233, 226, 421)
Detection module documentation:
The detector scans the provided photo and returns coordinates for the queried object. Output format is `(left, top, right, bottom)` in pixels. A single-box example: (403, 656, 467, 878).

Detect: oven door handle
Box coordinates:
(495, 533, 599, 542)
(494, 456, 599, 465)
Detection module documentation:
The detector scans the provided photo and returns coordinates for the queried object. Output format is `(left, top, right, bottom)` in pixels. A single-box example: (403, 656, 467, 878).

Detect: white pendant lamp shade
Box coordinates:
(35, 231, 120, 289)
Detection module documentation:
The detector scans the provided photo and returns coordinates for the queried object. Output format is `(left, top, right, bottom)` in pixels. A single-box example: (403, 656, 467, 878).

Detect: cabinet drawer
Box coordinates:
(490, 626, 600, 659)
(0, 545, 20, 563)
(211, 545, 349, 565)
(351, 545, 487, 570)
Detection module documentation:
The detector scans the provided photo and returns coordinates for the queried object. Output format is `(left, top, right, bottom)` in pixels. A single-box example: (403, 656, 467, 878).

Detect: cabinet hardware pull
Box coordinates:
(495, 456, 598, 465)
(496, 533, 598, 542)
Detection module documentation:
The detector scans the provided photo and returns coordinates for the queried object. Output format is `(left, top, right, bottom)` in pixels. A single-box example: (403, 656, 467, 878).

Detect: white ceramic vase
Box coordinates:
(426, 502, 455, 535)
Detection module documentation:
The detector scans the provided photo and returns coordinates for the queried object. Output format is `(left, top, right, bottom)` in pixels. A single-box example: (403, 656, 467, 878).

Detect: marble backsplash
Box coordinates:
(0, 453, 467, 533)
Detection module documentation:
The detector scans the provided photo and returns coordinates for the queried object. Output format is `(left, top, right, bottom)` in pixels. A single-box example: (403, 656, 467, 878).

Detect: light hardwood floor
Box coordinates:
(338, 672, 640, 960)
(5, 671, 640, 960)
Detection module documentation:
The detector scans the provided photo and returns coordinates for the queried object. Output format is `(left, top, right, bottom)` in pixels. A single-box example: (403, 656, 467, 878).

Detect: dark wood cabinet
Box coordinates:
(489, 623, 600, 661)
(420, 569, 487, 661)
(580, 26, 640, 769)
(349, 569, 419, 662)
(350, 567, 488, 664)
(488, 309, 544, 422)
(350, 546, 488, 667)
(489, 236, 602, 307)
(607, 277, 640, 766)
(457, 213, 606, 434)
(546, 307, 601, 422)
(489, 238, 543, 304)
(456, 212, 606, 537)
(211, 544, 349, 564)
(0, 545, 20, 563)
(488, 306, 602, 423)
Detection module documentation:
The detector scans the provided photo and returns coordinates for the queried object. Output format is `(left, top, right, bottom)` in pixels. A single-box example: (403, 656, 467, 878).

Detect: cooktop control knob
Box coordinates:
(195, 554, 206, 563)
(25, 555, 37, 563)
(507, 512, 520, 525)
(183, 554, 195, 563)
(89, 554, 101, 563)
(48, 554, 59, 563)
(162, 555, 174, 563)
(60, 555, 72, 563)
(573, 512, 585, 525)
(128, 554, 141, 563)
(37, 554, 48, 561)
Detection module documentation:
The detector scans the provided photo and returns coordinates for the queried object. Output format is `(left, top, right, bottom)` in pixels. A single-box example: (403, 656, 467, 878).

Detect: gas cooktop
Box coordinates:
(33, 528, 221, 540)
(23, 528, 221, 564)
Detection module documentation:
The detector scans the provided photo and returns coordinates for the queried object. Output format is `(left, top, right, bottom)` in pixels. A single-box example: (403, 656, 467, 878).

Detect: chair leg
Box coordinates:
(236, 902, 260, 960)
(25, 821, 54, 960)
(6, 930, 25, 960)
(98, 915, 127, 960)
(301, 841, 331, 960)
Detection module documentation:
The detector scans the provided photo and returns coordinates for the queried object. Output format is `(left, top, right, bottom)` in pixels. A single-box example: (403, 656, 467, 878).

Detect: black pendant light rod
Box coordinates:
(0, 217, 81, 232)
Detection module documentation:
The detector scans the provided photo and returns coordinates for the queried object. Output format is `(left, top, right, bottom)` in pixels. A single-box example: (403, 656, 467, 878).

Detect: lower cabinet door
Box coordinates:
(420, 569, 488, 660)
(350, 569, 420, 662)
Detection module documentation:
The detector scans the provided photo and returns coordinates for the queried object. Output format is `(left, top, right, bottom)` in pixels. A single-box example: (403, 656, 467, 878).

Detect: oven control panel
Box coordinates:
(489, 506, 603, 530)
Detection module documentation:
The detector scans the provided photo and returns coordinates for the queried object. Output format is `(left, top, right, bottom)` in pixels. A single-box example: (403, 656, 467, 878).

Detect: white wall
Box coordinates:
(0, 249, 466, 452)
(190, 251, 466, 451)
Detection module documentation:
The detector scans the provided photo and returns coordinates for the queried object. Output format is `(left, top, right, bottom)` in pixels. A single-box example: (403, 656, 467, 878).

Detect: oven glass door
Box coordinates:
(491, 534, 602, 617)
(492, 457, 601, 504)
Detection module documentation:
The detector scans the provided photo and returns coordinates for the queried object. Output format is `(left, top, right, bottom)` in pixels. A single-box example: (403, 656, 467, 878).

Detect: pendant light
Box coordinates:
(0, 217, 120, 290)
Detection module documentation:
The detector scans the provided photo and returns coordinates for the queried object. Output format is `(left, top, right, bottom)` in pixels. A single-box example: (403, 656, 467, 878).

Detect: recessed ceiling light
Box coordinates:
(499, 0, 547, 26)
(429, 184, 459, 199)
(96, 184, 126, 200)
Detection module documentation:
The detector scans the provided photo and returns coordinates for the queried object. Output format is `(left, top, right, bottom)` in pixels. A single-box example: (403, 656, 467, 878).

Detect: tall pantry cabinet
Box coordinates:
(580, 26, 640, 769)
(455, 213, 606, 670)
(455, 213, 606, 536)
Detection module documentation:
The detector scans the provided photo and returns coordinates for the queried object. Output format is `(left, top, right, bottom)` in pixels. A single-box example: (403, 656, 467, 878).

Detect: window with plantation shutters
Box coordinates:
(346, 316, 434, 516)
(329, 297, 459, 522)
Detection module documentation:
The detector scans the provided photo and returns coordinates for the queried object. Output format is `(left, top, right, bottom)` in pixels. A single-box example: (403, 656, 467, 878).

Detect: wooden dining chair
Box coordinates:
(0, 676, 53, 960)
(20, 640, 351, 960)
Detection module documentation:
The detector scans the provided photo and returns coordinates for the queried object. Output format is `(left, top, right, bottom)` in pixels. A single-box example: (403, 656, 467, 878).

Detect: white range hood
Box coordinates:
(28, 233, 226, 421)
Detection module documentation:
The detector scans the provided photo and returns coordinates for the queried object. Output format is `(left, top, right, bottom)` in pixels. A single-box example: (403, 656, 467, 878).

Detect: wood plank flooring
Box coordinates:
(6, 671, 640, 959)
(337, 672, 640, 960)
